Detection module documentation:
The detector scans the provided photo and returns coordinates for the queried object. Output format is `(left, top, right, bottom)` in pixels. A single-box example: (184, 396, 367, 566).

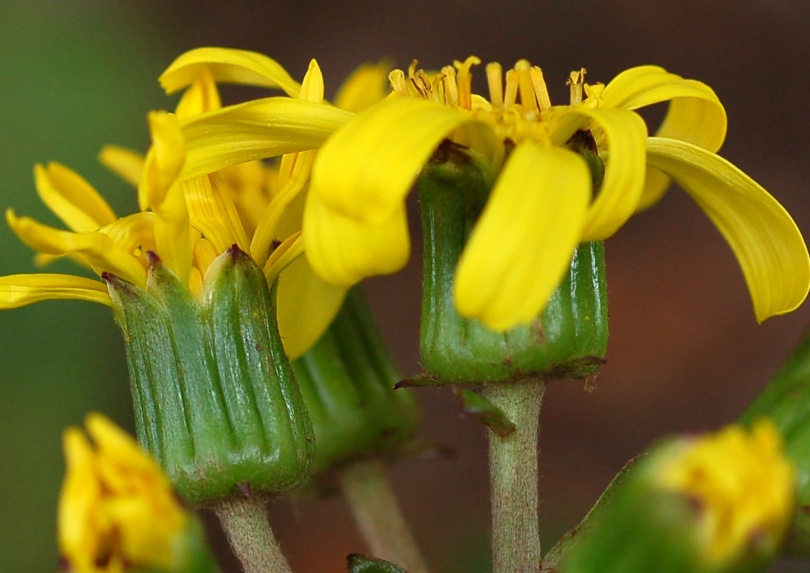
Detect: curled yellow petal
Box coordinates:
(550, 106, 648, 240)
(178, 97, 352, 180)
(646, 137, 810, 321)
(7, 210, 147, 287)
(312, 96, 491, 224)
(454, 142, 591, 330)
(304, 191, 411, 287)
(333, 59, 392, 113)
(277, 255, 347, 360)
(174, 67, 222, 118)
(99, 145, 144, 188)
(160, 46, 301, 97)
(0, 274, 111, 308)
(34, 162, 116, 232)
(262, 230, 305, 284)
(602, 65, 727, 209)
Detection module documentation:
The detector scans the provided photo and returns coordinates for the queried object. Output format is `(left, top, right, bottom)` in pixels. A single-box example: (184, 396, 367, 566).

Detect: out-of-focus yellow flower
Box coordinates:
(657, 420, 796, 565)
(58, 413, 188, 573)
(302, 58, 810, 330)
(0, 49, 389, 358)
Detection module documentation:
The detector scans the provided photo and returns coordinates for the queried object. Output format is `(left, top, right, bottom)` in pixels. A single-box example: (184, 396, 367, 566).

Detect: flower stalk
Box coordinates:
(483, 380, 546, 573)
(339, 459, 430, 573)
(213, 495, 292, 573)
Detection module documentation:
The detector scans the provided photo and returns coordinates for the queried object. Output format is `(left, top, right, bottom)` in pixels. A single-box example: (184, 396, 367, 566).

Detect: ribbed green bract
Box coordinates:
(292, 288, 419, 476)
(105, 246, 314, 506)
(740, 327, 810, 557)
(417, 142, 608, 384)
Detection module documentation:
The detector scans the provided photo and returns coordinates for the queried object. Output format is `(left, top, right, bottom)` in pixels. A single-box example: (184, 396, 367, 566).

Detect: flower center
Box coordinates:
(389, 57, 595, 147)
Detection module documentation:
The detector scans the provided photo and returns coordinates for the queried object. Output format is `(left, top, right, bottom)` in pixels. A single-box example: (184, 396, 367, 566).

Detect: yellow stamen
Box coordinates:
(568, 68, 587, 105)
(530, 66, 552, 111)
(515, 60, 538, 114)
(454, 56, 481, 111)
(442, 65, 458, 107)
(388, 69, 409, 96)
(504, 68, 518, 108)
(486, 62, 504, 110)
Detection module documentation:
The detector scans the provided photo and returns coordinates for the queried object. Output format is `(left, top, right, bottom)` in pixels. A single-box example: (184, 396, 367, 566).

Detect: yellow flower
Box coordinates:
(1, 49, 388, 358)
(302, 58, 810, 330)
(656, 420, 796, 565)
(58, 413, 188, 573)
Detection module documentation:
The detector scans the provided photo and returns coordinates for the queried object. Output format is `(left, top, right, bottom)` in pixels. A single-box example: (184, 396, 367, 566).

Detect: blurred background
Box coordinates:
(3, 1, 810, 571)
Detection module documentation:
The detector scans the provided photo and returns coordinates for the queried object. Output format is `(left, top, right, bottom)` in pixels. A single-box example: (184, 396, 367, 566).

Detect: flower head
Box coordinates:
(303, 57, 810, 330)
(656, 420, 796, 565)
(58, 413, 190, 573)
(1, 49, 387, 358)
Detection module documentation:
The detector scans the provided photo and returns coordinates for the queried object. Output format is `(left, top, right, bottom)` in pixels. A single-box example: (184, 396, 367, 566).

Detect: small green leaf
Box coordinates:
(455, 388, 516, 436)
(346, 553, 407, 573)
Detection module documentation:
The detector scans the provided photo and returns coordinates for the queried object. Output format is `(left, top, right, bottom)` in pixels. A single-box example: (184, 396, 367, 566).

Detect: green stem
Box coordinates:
(483, 379, 546, 573)
(213, 495, 292, 573)
(339, 459, 430, 573)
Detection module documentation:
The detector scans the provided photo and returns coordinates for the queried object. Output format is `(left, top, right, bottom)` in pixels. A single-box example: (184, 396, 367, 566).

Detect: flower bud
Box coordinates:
(105, 246, 314, 505)
(58, 413, 220, 573)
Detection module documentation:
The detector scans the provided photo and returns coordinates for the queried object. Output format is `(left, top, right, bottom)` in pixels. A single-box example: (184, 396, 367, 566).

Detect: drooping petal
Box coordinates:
(454, 142, 591, 330)
(184, 173, 250, 255)
(0, 274, 111, 308)
(333, 59, 392, 113)
(178, 98, 352, 180)
(7, 211, 147, 287)
(601, 65, 727, 209)
(550, 106, 648, 240)
(159, 47, 301, 97)
(276, 255, 347, 360)
(311, 96, 493, 224)
(34, 163, 116, 232)
(646, 137, 810, 321)
(304, 191, 410, 287)
(99, 145, 144, 188)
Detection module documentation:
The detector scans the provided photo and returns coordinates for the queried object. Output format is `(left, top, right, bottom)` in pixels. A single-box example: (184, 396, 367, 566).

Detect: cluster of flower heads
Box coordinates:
(2, 47, 808, 338)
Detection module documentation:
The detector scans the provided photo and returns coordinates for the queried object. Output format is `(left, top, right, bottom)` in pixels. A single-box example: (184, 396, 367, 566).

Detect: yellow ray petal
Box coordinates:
(174, 68, 222, 118)
(299, 59, 324, 103)
(251, 152, 314, 265)
(601, 65, 727, 209)
(34, 163, 116, 232)
(98, 212, 156, 260)
(333, 59, 392, 113)
(99, 145, 145, 188)
(139, 111, 185, 211)
(0, 274, 111, 308)
(178, 98, 352, 180)
(262, 230, 305, 284)
(646, 137, 810, 321)
(454, 142, 591, 330)
(7, 211, 147, 287)
(304, 191, 410, 287)
(276, 255, 347, 360)
(311, 96, 492, 224)
(159, 47, 301, 97)
(550, 106, 648, 240)
(184, 174, 249, 255)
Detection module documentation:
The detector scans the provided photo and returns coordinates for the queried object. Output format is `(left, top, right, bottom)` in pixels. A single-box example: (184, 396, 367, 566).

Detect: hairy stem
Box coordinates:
(483, 379, 546, 573)
(339, 459, 429, 573)
(213, 495, 292, 573)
